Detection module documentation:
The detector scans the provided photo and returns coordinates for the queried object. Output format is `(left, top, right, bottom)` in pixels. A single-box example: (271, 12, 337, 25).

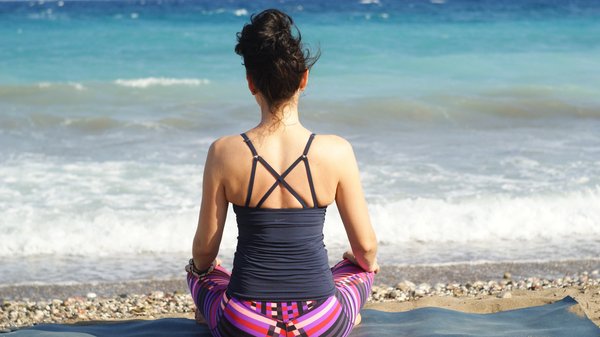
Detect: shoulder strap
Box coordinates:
(302, 133, 319, 208)
(302, 133, 316, 156)
(241, 133, 259, 207)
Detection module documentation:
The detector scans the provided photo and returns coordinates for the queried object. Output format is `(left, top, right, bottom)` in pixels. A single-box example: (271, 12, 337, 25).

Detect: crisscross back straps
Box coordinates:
(255, 156, 307, 208)
(240, 133, 319, 208)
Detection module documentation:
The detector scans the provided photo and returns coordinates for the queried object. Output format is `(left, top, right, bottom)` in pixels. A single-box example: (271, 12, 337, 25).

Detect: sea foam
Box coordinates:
(114, 77, 210, 88)
(1, 155, 599, 258)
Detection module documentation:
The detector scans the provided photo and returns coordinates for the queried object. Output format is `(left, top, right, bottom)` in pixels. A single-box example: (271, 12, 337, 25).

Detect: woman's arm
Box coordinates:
(334, 138, 379, 273)
(191, 140, 229, 271)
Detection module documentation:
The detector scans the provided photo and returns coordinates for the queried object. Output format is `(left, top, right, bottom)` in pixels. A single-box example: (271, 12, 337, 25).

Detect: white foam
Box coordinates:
(233, 9, 248, 16)
(35, 81, 86, 90)
(0, 156, 204, 257)
(1, 154, 599, 259)
(68, 82, 86, 91)
(368, 190, 600, 243)
(114, 77, 210, 88)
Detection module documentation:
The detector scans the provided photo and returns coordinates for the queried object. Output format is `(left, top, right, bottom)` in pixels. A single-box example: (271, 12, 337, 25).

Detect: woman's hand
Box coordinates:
(186, 258, 221, 276)
(343, 250, 380, 273)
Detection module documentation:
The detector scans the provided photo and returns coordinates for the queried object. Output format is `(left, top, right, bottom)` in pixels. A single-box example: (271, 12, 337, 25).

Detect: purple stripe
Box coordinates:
(222, 298, 275, 336)
(308, 301, 343, 336)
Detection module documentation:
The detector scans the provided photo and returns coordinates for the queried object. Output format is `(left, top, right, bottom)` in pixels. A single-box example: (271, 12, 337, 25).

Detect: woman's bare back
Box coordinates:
(212, 127, 348, 209)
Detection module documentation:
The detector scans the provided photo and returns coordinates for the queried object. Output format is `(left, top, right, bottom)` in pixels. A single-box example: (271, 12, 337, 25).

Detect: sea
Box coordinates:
(1, 0, 599, 289)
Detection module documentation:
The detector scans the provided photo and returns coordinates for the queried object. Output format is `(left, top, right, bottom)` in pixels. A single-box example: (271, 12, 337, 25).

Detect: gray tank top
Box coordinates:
(226, 133, 335, 301)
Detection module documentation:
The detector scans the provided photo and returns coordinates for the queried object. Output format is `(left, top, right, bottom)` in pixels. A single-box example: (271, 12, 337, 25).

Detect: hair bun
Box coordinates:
(235, 9, 319, 112)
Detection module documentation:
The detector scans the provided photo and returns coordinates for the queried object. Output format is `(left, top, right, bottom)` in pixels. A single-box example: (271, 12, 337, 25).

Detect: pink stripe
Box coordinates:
(294, 296, 338, 330)
(307, 302, 342, 336)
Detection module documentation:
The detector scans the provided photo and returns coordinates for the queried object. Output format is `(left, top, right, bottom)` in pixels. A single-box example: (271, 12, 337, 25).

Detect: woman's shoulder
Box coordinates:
(210, 134, 243, 149)
(311, 133, 355, 159)
(205, 134, 246, 162)
(314, 133, 352, 147)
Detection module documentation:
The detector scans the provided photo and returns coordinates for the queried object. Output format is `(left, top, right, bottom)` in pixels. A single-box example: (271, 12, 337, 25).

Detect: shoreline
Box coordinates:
(1, 259, 598, 302)
(1, 270, 599, 332)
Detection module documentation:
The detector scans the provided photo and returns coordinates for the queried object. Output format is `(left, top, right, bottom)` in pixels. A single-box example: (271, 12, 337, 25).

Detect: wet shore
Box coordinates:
(1, 259, 598, 302)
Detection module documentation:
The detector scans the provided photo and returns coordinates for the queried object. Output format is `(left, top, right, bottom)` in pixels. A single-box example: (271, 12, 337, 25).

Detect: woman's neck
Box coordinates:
(256, 99, 302, 132)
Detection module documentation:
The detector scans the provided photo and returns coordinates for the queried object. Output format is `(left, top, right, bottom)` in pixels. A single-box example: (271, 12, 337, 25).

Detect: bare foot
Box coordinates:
(195, 308, 207, 325)
(354, 313, 362, 327)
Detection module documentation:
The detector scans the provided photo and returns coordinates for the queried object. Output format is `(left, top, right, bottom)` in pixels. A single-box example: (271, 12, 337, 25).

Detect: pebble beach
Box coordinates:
(2, 270, 599, 332)
(2, 1, 600, 334)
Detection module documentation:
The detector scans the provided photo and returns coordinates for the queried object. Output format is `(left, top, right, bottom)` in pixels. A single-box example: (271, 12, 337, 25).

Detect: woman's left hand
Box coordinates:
(343, 250, 380, 274)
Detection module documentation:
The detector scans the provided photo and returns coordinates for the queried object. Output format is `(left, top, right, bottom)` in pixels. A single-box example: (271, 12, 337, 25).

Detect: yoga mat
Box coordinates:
(5, 297, 599, 337)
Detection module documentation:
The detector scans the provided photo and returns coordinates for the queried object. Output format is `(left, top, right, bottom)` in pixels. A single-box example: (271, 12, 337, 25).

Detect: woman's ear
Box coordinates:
(246, 73, 257, 95)
(299, 69, 309, 92)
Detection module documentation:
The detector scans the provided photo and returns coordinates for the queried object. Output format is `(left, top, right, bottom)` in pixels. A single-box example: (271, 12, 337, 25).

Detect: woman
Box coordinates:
(186, 9, 379, 337)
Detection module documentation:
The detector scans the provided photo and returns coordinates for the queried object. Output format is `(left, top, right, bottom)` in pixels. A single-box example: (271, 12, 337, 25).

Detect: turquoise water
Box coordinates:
(1, 0, 599, 284)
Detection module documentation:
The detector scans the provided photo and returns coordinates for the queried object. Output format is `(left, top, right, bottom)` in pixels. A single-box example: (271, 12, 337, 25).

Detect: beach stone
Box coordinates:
(86, 292, 97, 299)
(414, 283, 431, 297)
(150, 291, 165, 299)
(417, 283, 431, 291)
(434, 283, 445, 293)
(396, 281, 416, 292)
(503, 272, 512, 279)
(33, 310, 44, 321)
(497, 291, 512, 299)
(447, 283, 459, 290)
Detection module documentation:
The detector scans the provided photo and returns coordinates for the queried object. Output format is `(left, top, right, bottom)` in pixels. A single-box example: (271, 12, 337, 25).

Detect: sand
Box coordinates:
(366, 285, 600, 327)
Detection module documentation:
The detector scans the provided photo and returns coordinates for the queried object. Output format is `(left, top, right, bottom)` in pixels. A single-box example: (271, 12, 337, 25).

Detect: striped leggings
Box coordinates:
(187, 259, 374, 337)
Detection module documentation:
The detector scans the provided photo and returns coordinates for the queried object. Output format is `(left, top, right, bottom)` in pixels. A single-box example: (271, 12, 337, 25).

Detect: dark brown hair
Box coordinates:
(235, 9, 319, 113)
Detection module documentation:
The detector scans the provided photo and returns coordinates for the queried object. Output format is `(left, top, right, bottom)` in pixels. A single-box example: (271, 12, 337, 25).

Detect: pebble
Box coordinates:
(497, 291, 512, 299)
(395, 281, 415, 292)
(150, 291, 165, 299)
(1, 271, 598, 331)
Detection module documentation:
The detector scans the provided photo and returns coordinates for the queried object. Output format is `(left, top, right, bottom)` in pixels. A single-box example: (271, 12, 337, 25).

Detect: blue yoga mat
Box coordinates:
(5, 297, 599, 337)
